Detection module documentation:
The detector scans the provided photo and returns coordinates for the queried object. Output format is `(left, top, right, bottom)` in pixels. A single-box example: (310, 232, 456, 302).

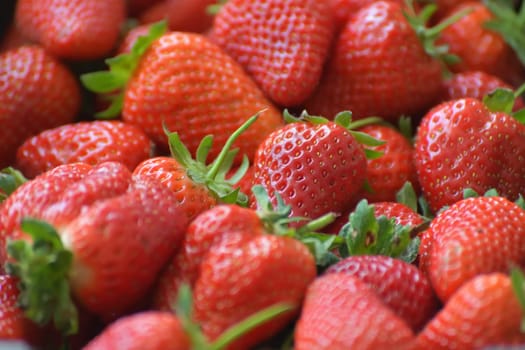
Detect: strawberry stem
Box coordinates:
(5, 218, 77, 336)
(0, 167, 27, 202)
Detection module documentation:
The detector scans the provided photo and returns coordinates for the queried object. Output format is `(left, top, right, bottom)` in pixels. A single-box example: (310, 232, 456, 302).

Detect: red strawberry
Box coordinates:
(420, 196, 525, 301)
(0, 45, 80, 168)
(251, 111, 368, 222)
(305, 1, 444, 121)
(442, 70, 525, 110)
(127, 0, 164, 17)
(82, 22, 284, 161)
(83, 311, 191, 350)
(137, 1, 170, 26)
(193, 234, 316, 349)
(436, 1, 525, 86)
(294, 272, 416, 350)
(358, 124, 419, 203)
(4, 162, 189, 333)
(15, 0, 126, 60)
(15, 120, 154, 179)
(166, 0, 217, 33)
(209, 0, 335, 106)
(325, 255, 439, 331)
(417, 272, 525, 349)
(414, 96, 525, 213)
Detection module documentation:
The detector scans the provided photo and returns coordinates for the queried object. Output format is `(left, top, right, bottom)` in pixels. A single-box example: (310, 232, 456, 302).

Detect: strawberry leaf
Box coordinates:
(0, 167, 27, 203)
(483, 87, 515, 113)
(396, 181, 419, 212)
(5, 218, 78, 336)
(510, 267, 525, 332)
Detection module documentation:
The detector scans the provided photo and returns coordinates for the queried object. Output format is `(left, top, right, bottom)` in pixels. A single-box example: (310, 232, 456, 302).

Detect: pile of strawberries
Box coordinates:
(2, 0, 525, 349)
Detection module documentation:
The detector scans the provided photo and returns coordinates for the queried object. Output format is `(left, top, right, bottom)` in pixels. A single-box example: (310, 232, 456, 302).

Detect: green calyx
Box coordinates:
(510, 267, 525, 332)
(251, 185, 341, 268)
(166, 111, 262, 207)
(175, 284, 295, 350)
(80, 20, 168, 119)
(206, 0, 229, 15)
(0, 167, 27, 203)
(282, 109, 386, 160)
(5, 218, 78, 336)
(403, 0, 472, 73)
(483, 0, 525, 67)
(483, 84, 525, 123)
(336, 199, 421, 263)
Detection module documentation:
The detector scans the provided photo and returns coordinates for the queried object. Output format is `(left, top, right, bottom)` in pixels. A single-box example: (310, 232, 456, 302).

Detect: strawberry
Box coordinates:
(420, 195, 525, 302)
(83, 311, 191, 350)
(325, 255, 439, 331)
(209, 0, 335, 107)
(0, 45, 80, 168)
(193, 234, 316, 349)
(251, 111, 369, 222)
(15, 120, 154, 179)
(294, 272, 416, 350)
(414, 95, 525, 213)
(137, 1, 170, 26)
(166, 0, 217, 33)
(436, 1, 525, 86)
(417, 272, 525, 349)
(4, 162, 189, 333)
(442, 70, 525, 110)
(132, 113, 260, 222)
(15, 0, 126, 60)
(0, 24, 31, 52)
(305, 1, 444, 121)
(82, 21, 283, 161)
(358, 124, 419, 203)
(127, 0, 164, 17)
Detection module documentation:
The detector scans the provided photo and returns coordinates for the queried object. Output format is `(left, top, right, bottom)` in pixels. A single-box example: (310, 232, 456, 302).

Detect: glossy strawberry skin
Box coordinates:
(153, 204, 263, 311)
(442, 71, 525, 110)
(305, 1, 443, 121)
(0, 45, 80, 168)
(83, 311, 191, 350)
(358, 125, 419, 203)
(15, 121, 154, 179)
(328, 0, 410, 30)
(62, 178, 189, 320)
(294, 273, 415, 350)
(15, 0, 126, 60)
(123, 32, 283, 159)
(166, 0, 217, 33)
(193, 234, 316, 349)
(414, 98, 525, 213)
(437, 2, 525, 86)
(325, 255, 439, 331)
(417, 273, 525, 349)
(252, 121, 367, 221)
(132, 156, 217, 222)
(210, 0, 334, 106)
(420, 196, 525, 302)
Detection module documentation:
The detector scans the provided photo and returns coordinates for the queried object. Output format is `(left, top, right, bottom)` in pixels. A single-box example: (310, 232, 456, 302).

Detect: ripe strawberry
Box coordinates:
(414, 96, 525, 213)
(127, 0, 164, 16)
(137, 1, 170, 26)
(132, 113, 260, 222)
(0, 45, 80, 168)
(417, 272, 525, 349)
(193, 234, 316, 349)
(15, 120, 154, 179)
(325, 255, 439, 331)
(372, 201, 425, 229)
(358, 124, 419, 203)
(442, 70, 525, 110)
(437, 1, 525, 86)
(166, 0, 217, 33)
(4, 162, 189, 333)
(251, 111, 368, 222)
(83, 311, 191, 350)
(305, 1, 444, 121)
(420, 196, 525, 301)
(15, 0, 126, 60)
(294, 273, 415, 350)
(209, 0, 335, 106)
(82, 22, 283, 161)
